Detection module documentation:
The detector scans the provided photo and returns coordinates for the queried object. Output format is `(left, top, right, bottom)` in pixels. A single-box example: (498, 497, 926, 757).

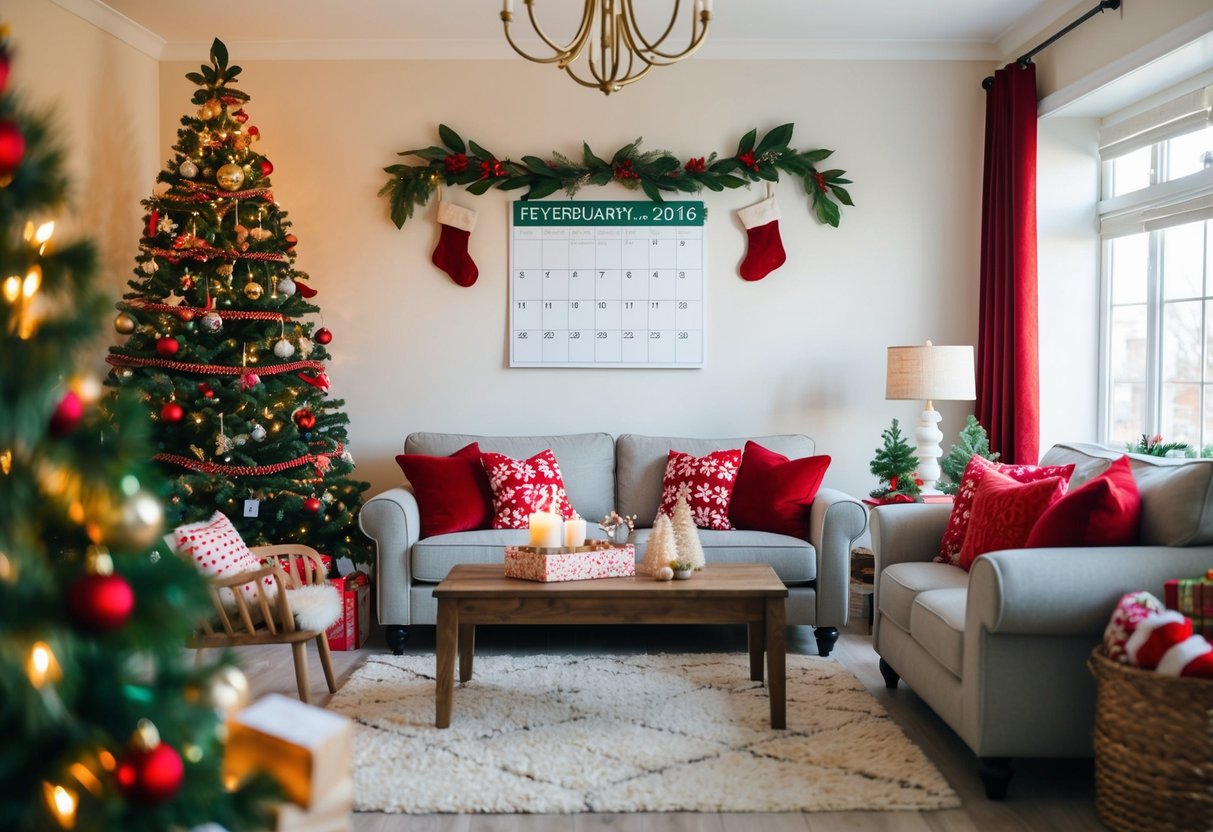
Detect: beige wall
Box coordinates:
(157, 57, 987, 500)
(7, 0, 159, 311)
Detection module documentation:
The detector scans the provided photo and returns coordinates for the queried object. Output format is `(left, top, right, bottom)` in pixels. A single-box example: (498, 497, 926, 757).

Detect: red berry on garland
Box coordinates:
(293, 408, 316, 430)
(315, 327, 333, 345)
(0, 119, 25, 178)
(198, 382, 214, 398)
(49, 391, 84, 438)
(155, 337, 179, 357)
(304, 496, 322, 513)
(259, 158, 273, 177)
(66, 549, 135, 631)
(115, 721, 184, 805)
(247, 125, 260, 139)
(160, 402, 184, 423)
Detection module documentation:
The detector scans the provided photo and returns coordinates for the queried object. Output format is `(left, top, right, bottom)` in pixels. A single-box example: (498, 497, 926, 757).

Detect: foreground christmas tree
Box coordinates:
(0, 28, 272, 830)
(106, 39, 368, 562)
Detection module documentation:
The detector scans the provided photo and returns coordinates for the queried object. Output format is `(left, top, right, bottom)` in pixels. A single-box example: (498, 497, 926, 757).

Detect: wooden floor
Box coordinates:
(236, 613, 1103, 832)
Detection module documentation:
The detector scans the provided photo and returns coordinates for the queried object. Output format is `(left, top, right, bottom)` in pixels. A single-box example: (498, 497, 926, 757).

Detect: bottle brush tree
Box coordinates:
(869, 418, 921, 502)
(939, 415, 999, 494)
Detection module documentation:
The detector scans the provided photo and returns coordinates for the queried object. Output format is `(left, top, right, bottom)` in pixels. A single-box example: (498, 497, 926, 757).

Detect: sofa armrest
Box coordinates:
(869, 503, 951, 570)
(969, 545, 1213, 637)
(357, 487, 421, 627)
(808, 488, 869, 627)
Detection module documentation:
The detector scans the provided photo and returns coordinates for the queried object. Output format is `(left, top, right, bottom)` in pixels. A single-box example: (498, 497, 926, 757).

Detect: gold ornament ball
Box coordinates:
(216, 163, 246, 192)
(99, 489, 165, 552)
(205, 665, 250, 716)
(114, 312, 136, 334)
(243, 281, 264, 300)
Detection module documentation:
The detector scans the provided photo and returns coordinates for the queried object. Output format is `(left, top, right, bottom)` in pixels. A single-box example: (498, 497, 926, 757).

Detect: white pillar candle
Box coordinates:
(563, 516, 587, 548)
(529, 511, 563, 548)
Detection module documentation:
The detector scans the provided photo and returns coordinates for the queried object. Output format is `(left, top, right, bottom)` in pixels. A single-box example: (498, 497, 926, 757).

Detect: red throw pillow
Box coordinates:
(658, 448, 743, 530)
(480, 449, 575, 529)
(958, 468, 1067, 571)
(937, 455, 1075, 566)
(728, 441, 831, 537)
(1025, 455, 1141, 548)
(395, 443, 494, 538)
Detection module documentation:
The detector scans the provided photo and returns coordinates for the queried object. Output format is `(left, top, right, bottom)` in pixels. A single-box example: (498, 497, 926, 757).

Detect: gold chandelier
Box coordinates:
(501, 0, 713, 96)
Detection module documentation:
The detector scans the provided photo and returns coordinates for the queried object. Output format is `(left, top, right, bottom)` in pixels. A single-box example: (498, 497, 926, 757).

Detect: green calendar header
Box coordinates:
(513, 200, 705, 227)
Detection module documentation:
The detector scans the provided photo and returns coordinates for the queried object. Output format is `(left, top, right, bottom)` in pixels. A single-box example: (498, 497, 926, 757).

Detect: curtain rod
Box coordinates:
(981, 0, 1122, 90)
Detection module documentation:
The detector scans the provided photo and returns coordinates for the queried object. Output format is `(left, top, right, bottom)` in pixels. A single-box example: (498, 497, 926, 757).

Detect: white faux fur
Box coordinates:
(327, 652, 960, 814)
(285, 585, 342, 631)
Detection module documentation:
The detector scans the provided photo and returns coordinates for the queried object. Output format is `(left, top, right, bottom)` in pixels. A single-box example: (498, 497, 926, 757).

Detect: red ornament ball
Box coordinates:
(177, 307, 196, 323)
(304, 497, 322, 513)
(116, 742, 184, 804)
(198, 382, 214, 399)
(49, 391, 84, 438)
(283, 233, 298, 250)
(160, 402, 184, 423)
(314, 327, 333, 345)
(259, 158, 273, 177)
(0, 119, 25, 178)
(155, 337, 179, 357)
(293, 409, 316, 430)
(247, 125, 260, 139)
(67, 572, 135, 631)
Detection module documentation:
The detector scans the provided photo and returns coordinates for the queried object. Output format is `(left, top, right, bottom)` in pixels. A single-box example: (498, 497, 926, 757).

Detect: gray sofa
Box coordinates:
(359, 432, 868, 656)
(871, 442, 1213, 799)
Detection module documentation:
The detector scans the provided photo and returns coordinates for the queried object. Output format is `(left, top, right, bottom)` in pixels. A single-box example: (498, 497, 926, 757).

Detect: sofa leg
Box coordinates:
(978, 757, 1013, 800)
(878, 658, 900, 689)
(385, 625, 409, 655)
(813, 626, 839, 657)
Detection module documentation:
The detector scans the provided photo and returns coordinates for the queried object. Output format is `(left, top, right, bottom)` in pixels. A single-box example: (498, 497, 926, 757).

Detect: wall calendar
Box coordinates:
(508, 200, 706, 368)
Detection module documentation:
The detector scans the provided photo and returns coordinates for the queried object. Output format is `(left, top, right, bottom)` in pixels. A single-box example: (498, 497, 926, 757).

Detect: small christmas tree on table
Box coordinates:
(939, 415, 999, 495)
(105, 39, 369, 561)
(869, 418, 922, 503)
(642, 514, 678, 578)
(0, 26, 272, 830)
(671, 496, 705, 570)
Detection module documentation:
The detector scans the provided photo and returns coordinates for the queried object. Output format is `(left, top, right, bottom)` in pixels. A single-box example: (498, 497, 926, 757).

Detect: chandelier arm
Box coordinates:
(619, 0, 683, 55)
(620, 4, 709, 63)
(500, 0, 594, 66)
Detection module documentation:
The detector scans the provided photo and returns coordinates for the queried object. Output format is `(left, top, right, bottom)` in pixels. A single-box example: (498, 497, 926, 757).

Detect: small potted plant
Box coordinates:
(670, 559, 694, 580)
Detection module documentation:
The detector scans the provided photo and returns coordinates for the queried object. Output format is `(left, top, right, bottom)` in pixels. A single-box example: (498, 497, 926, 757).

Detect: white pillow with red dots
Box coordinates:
(171, 511, 277, 614)
(1102, 591, 1213, 678)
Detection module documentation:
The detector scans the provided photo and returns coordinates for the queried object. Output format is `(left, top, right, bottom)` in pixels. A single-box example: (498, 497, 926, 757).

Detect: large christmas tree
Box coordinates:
(0, 27, 272, 830)
(106, 39, 368, 562)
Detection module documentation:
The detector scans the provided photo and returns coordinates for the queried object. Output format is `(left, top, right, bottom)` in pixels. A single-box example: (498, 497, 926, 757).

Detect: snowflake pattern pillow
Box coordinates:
(171, 511, 275, 612)
(936, 455, 1075, 566)
(480, 449, 575, 529)
(658, 448, 743, 530)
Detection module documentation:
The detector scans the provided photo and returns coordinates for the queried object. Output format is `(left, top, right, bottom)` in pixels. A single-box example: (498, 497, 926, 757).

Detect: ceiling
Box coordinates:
(67, 0, 1082, 62)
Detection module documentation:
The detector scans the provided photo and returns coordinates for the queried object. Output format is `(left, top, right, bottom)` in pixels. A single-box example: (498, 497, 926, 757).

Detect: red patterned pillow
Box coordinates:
(728, 441, 831, 537)
(957, 468, 1067, 571)
(480, 449, 575, 530)
(171, 511, 275, 611)
(937, 455, 1075, 566)
(395, 442, 494, 538)
(1025, 455, 1141, 548)
(658, 448, 743, 530)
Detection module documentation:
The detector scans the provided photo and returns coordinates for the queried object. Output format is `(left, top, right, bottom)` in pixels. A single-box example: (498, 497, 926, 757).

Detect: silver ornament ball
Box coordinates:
(179, 159, 199, 179)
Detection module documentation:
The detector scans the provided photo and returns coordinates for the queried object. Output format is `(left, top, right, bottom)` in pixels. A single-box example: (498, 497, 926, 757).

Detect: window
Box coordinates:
(1099, 87, 1213, 455)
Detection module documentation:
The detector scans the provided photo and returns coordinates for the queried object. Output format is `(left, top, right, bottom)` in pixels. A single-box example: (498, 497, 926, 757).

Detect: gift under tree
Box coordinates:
(106, 39, 368, 562)
(0, 27, 274, 830)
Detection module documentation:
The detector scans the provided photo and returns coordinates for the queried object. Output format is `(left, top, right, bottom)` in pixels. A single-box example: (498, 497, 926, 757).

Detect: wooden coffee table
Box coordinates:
(432, 563, 789, 729)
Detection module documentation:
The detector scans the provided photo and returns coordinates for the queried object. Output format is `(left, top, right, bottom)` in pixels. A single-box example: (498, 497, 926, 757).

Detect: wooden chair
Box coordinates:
(187, 543, 338, 704)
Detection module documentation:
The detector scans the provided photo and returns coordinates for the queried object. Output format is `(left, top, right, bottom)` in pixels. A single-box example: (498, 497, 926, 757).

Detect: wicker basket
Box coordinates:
(1089, 649, 1213, 832)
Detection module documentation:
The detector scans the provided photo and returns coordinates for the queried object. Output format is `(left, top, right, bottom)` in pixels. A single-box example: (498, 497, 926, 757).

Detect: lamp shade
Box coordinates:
(885, 342, 976, 402)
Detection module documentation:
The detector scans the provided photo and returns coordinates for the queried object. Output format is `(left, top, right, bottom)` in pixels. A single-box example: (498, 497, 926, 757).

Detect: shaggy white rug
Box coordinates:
(327, 652, 960, 814)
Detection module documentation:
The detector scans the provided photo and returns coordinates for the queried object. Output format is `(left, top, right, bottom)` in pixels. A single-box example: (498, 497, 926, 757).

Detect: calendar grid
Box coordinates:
(509, 200, 705, 368)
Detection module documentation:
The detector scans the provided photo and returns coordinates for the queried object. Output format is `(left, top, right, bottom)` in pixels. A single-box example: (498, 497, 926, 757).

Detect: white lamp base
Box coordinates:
(914, 405, 944, 495)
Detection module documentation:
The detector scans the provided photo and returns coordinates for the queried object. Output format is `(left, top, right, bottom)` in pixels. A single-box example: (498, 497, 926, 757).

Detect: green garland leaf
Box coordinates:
(380, 124, 853, 230)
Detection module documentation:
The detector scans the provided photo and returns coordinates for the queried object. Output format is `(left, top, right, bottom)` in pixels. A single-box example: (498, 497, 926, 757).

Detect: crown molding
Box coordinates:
(995, 0, 1093, 60)
(50, 0, 164, 59)
(157, 36, 999, 63)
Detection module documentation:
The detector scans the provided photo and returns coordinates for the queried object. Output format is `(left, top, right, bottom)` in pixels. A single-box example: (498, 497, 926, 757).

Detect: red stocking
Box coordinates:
(432, 202, 479, 287)
(737, 196, 786, 282)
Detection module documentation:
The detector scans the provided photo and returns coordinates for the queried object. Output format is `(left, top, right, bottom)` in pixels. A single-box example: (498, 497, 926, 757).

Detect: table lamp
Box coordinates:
(885, 341, 976, 495)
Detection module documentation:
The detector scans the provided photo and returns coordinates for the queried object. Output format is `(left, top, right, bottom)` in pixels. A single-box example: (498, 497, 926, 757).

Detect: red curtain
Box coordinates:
(977, 61, 1039, 464)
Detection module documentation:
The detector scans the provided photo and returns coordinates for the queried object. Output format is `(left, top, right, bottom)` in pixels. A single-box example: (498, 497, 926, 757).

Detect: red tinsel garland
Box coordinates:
(125, 299, 288, 322)
(161, 184, 273, 202)
(106, 353, 324, 376)
(153, 442, 344, 477)
(141, 245, 287, 264)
